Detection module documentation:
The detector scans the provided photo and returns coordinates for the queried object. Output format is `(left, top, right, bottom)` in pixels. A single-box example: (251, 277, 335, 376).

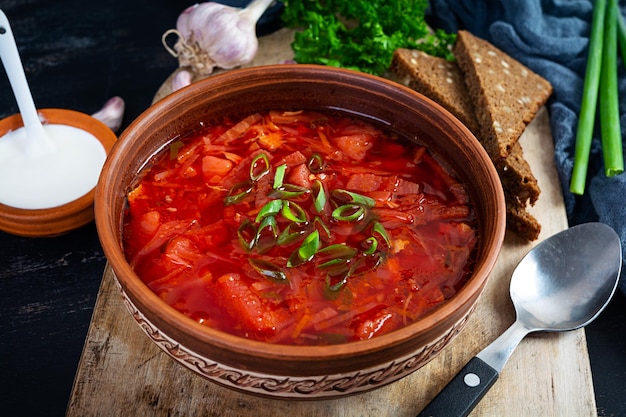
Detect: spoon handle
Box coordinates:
(416, 357, 498, 417)
(0, 9, 54, 156)
(0, 10, 41, 129)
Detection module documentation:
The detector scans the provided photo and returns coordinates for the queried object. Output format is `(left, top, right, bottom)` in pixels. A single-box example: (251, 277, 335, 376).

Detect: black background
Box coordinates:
(0, 1, 624, 416)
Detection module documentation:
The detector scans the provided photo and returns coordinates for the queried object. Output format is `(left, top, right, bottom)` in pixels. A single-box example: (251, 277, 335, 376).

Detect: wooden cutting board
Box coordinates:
(67, 29, 597, 417)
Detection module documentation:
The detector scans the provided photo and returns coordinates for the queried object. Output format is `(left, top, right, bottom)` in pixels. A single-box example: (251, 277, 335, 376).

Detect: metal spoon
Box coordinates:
(418, 222, 622, 417)
(0, 9, 55, 157)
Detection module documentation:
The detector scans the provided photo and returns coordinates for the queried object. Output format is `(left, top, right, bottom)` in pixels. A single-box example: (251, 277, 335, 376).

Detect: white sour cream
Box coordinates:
(0, 124, 107, 209)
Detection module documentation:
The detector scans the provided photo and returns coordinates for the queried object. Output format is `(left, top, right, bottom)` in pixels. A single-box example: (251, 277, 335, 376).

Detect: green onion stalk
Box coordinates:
(570, 0, 607, 195)
(600, 0, 624, 178)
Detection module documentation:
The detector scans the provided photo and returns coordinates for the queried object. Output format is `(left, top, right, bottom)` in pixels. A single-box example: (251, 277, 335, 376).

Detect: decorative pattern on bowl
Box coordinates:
(113, 271, 473, 399)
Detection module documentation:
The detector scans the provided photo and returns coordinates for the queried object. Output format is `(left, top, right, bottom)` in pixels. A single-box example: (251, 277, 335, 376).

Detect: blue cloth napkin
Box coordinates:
(428, 0, 626, 293)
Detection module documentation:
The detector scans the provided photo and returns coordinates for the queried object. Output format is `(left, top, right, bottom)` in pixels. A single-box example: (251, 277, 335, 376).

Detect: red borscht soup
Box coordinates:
(123, 109, 477, 345)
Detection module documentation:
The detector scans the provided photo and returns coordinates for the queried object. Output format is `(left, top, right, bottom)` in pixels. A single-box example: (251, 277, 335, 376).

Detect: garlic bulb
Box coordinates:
(163, 0, 275, 76)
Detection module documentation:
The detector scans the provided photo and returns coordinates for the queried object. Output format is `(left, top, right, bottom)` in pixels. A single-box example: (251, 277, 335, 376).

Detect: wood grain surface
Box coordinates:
(67, 29, 597, 417)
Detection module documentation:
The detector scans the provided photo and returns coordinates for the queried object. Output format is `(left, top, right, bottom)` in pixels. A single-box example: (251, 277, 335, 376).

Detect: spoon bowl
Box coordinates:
(511, 222, 621, 332)
(418, 222, 622, 417)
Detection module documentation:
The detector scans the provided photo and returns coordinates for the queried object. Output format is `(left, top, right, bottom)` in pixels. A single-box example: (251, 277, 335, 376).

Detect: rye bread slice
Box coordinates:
(391, 49, 480, 134)
(505, 190, 542, 241)
(453, 30, 553, 163)
(390, 47, 541, 208)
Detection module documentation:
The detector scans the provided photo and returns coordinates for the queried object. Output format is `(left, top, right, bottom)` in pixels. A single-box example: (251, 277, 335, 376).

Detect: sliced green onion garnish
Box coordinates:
(317, 244, 357, 261)
(250, 153, 271, 182)
(255, 199, 283, 223)
(312, 180, 327, 213)
(237, 219, 257, 251)
(224, 181, 254, 206)
(287, 230, 320, 267)
(248, 258, 287, 283)
(362, 237, 378, 255)
(332, 204, 365, 222)
(307, 153, 325, 173)
(325, 274, 349, 292)
(372, 221, 391, 247)
(282, 201, 309, 223)
(255, 216, 279, 253)
(277, 224, 307, 246)
(331, 189, 376, 208)
(268, 184, 310, 199)
(313, 216, 332, 240)
(273, 164, 287, 189)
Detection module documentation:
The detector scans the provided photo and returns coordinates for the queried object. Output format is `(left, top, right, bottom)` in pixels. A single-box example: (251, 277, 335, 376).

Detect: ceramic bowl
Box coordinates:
(95, 65, 506, 399)
(0, 109, 117, 237)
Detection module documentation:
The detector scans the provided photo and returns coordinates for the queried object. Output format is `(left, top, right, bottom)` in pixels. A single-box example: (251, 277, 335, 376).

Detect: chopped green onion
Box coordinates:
(372, 221, 391, 247)
(332, 204, 365, 222)
(600, 0, 624, 177)
(268, 184, 310, 199)
(570, 0, 607, 195)
(313, 216, 332, 240)
(331, 189, 376, 208)
(317, 244, 357, 261)
(237, 219, 257, 251)
(277, 224, 307, 246)
(248, 258, 287, 283)
(250, 153, 271, 182)
(362, 237, 378, 255)
(287, 230, 320, 267)
(255, 216, 279, 253)
(282, 200, 309, 223)
(312, 180, 327, 213)
(307, 153, 325, 173)
(224, 181, 253, 205)
(273, 164, 287, 189)
(325, 274, 349, 292)
(255, 199, 283, 223)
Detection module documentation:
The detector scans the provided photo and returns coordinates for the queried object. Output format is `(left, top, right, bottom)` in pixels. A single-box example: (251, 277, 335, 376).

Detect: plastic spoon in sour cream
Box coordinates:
(0, 9, 107, 209)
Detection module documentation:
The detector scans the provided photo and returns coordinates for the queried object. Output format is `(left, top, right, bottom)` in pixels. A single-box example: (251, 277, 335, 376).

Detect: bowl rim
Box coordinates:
(0, 108, 117, 237)
(97, 64, 506, 362)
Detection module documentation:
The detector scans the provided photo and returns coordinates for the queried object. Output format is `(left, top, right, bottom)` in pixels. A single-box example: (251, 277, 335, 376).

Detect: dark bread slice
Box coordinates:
(453, 30, 553, 163)
(391, 49, 480, 134)
(499, 141, 540, 206)
(505, 190, 541, 241)
(391, 47, 540, 208)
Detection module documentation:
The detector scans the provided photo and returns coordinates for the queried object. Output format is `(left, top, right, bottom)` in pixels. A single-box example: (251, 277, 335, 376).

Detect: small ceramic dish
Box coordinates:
(96, 64, 506, 399)
(0, 108, 117, 237)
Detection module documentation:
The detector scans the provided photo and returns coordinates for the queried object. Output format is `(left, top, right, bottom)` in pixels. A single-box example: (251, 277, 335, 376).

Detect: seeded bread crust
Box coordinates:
(389, 37, 548, 240)
(499, 141, 540, 206)
(505, 192, 541, 241)
(391, 47, 541, 208)
(391, 49, 480, 134)
(453, 30, 553, 163)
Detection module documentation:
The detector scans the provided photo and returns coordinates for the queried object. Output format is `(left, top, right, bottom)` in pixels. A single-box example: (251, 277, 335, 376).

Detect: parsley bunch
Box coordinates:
(281, 0, 456, 75)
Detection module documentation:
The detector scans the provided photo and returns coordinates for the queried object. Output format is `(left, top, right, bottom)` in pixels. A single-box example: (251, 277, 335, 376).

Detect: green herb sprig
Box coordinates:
(280, 0, 456, 76)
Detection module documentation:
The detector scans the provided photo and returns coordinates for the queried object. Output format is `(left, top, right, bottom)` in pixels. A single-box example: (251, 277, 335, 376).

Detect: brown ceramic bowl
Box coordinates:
(96, 65, 505, 399)
(0, 109, 117, 237)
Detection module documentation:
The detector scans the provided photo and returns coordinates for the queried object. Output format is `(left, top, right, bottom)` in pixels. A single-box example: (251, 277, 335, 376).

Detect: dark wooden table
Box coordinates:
(0, 1, 624, 416)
